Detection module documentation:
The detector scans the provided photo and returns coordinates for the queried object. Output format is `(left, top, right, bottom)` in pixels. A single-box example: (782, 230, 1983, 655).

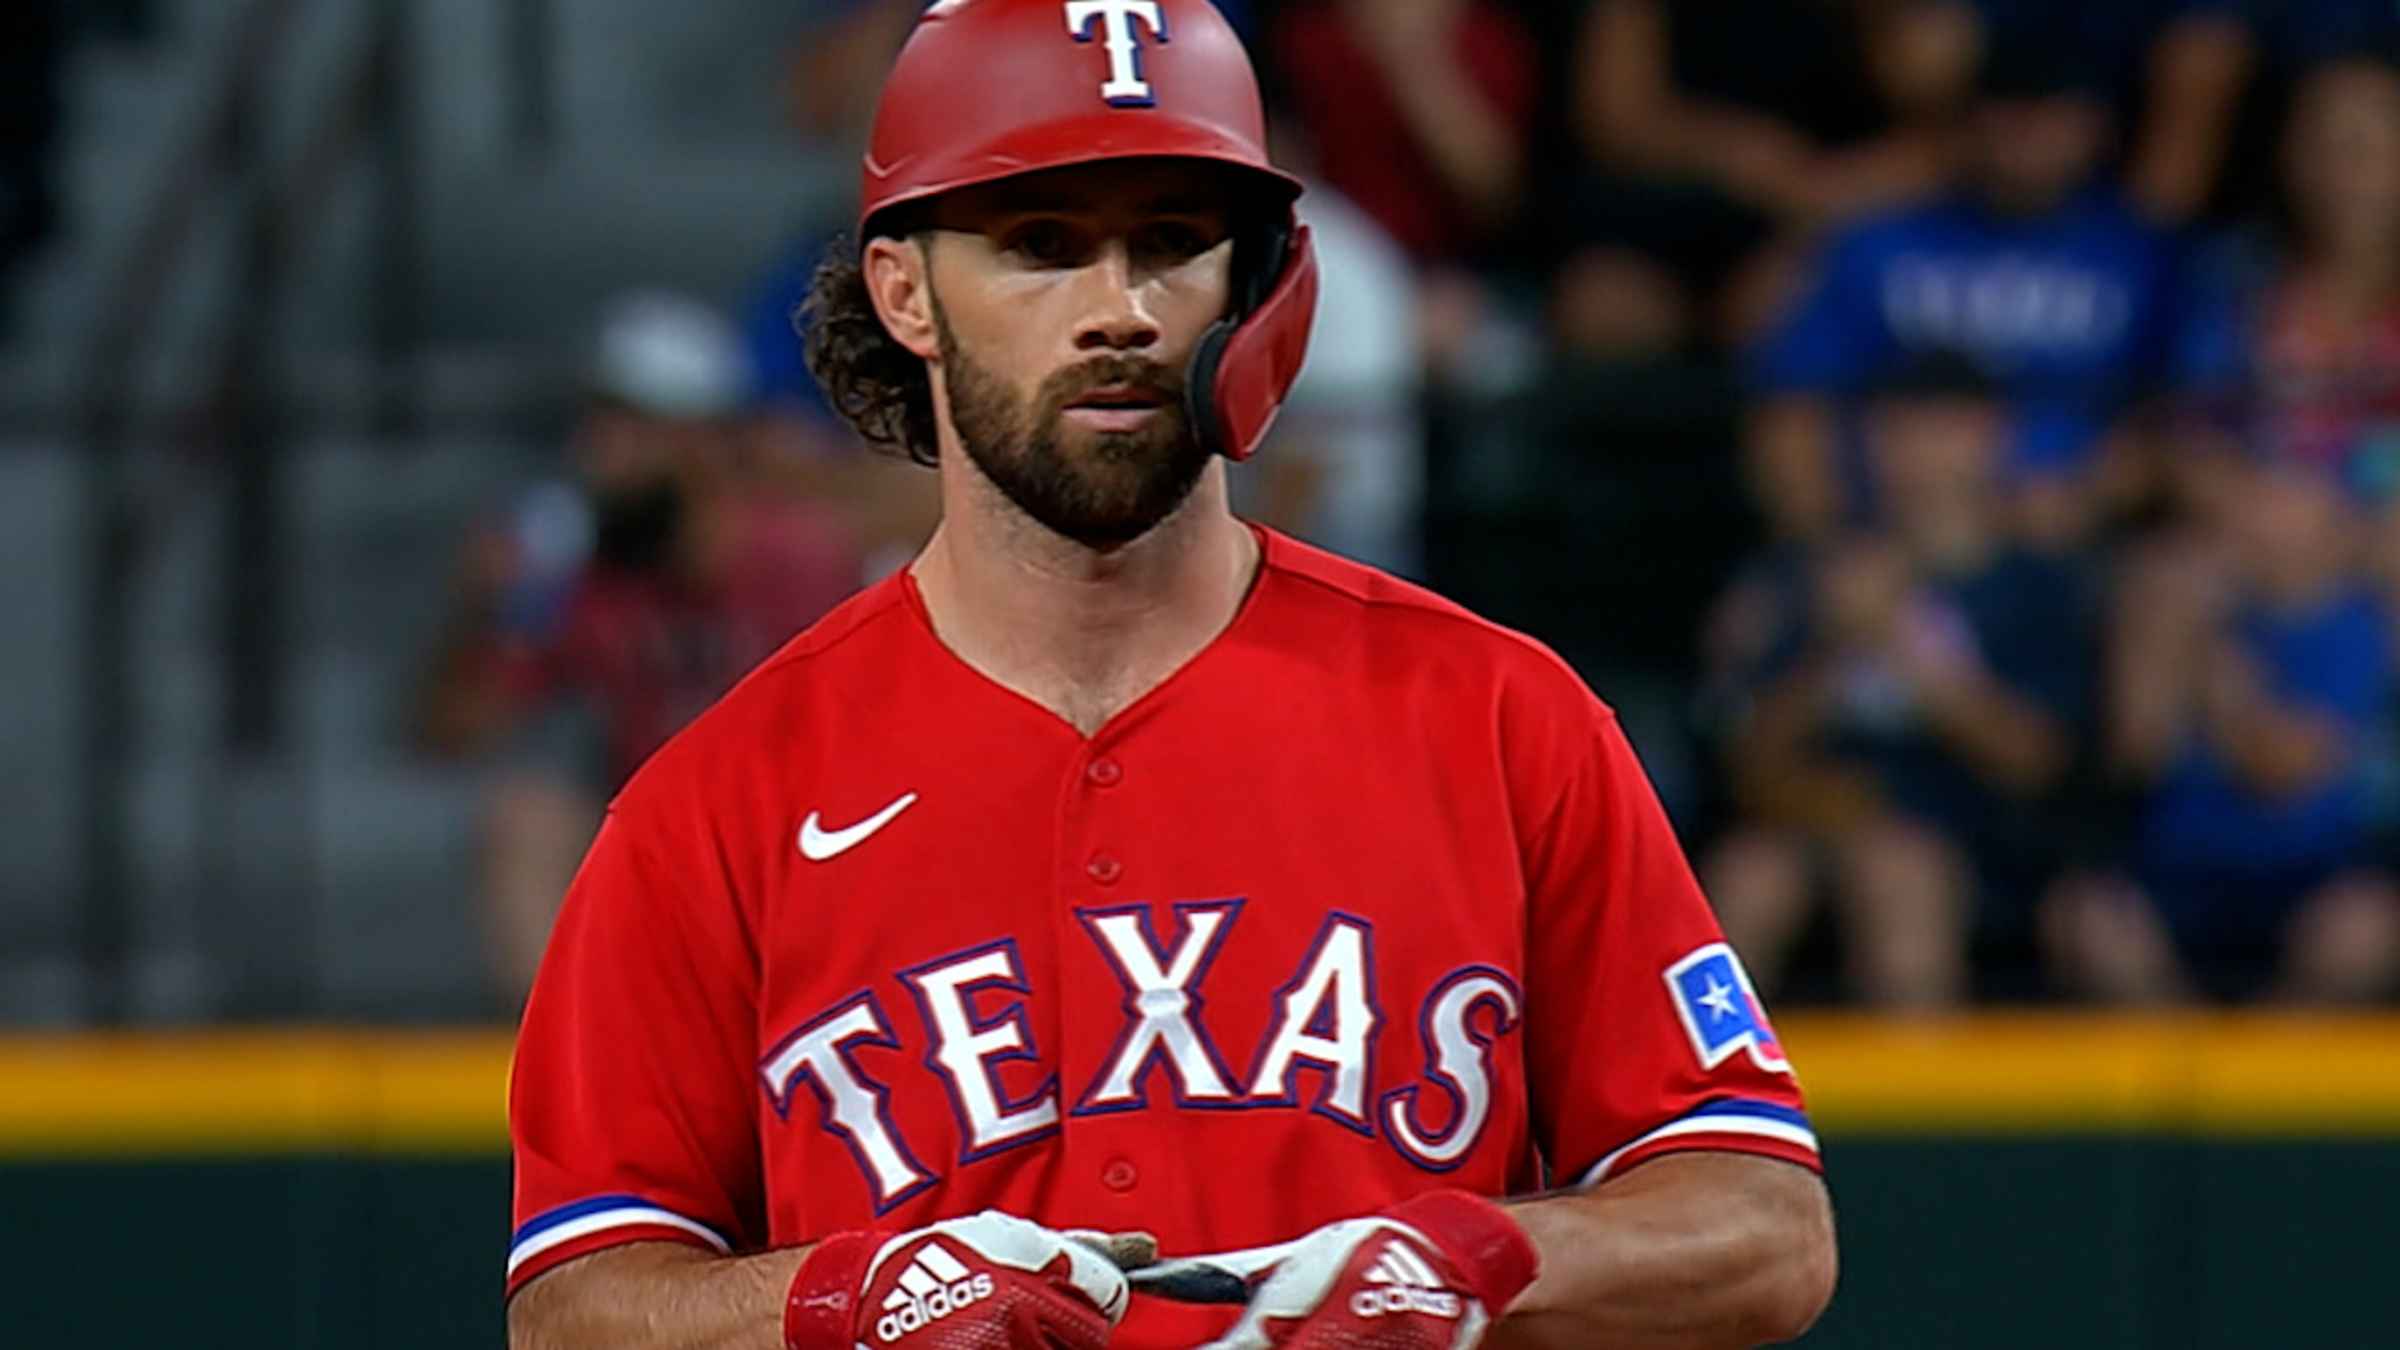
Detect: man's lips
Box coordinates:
(1067, 383, 1171, 410)
(1063, 383, 1173, 432)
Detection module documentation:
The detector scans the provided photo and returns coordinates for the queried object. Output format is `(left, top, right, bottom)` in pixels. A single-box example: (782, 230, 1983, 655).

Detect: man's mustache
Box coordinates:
(1040, 356, 1185, 412)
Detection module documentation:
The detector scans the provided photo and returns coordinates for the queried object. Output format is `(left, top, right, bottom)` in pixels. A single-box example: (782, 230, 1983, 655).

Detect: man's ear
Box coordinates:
(864, 234, 940, 361)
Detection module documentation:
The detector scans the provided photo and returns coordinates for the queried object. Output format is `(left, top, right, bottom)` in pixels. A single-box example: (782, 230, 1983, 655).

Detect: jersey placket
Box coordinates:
(1051, 731, 1158, 1221)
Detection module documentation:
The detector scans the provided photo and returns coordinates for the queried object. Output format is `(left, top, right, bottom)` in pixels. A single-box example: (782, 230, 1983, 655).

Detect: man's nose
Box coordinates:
(1072, 242, 1162, 353)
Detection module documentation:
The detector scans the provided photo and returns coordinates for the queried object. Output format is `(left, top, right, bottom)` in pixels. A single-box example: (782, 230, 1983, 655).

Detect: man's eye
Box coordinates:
(1010, 223, 1079, 265)
(1140, 223, 1213, 259)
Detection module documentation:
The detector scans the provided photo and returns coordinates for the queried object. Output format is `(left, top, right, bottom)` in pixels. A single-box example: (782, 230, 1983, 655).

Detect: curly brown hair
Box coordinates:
(801, 234, 939, 467)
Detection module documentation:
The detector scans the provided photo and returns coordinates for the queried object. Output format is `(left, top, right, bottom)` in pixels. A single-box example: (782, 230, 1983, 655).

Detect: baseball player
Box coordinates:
(505, 3, 1837, 1348)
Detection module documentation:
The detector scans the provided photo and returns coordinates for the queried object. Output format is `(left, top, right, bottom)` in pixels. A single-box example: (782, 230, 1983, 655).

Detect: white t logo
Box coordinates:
(1065, 0, 1170, 107)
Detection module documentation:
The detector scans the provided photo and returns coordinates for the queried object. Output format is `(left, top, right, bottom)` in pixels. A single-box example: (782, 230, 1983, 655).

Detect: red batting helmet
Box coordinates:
(858, 0, 1318, 463)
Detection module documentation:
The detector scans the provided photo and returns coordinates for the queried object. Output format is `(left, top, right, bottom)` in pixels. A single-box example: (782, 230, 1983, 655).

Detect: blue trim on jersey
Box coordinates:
(510, 1193, 724, 1247)
(1566, 1096, 1821, 1187)
(1685, 1098, 1814, 1131)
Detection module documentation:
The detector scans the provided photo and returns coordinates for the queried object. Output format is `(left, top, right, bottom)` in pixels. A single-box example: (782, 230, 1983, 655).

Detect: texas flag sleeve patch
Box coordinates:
(1665, 942, 1790, 1074)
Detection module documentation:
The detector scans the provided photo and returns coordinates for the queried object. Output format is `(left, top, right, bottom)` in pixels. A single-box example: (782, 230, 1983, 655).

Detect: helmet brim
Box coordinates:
(860, 109, 1303, 239)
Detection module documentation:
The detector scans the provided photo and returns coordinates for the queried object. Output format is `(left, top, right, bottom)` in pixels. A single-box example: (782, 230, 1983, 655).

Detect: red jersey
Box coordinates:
(506, 529, 1818, 1344)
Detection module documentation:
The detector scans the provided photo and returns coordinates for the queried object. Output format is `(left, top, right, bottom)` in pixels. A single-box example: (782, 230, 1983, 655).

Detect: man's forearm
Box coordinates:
(1492, 1153, 1836, 1350)
(508, 1242, 810, 1350)
(2128, 14, 2253, 222)
(1918, 676, 2070, 794)
(2209, 699, 2345, 800)
(1377, 49, 1524, 221)
(1746, 400, 1841, 541)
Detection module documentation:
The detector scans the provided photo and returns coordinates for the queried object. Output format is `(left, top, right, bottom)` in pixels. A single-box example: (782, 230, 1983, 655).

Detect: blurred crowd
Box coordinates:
(54, 0, 2365, 1013)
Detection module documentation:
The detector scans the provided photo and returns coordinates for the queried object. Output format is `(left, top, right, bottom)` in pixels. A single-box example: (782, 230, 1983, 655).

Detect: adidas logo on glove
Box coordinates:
(1349, 1240, 1463, 1320)
(874, 1241, 997, 1343)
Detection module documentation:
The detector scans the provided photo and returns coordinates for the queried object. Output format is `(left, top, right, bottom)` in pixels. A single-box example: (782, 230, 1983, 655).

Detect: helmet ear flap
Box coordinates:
(1185, 217, 1318, 462)
(1234, 216, 1294, 315)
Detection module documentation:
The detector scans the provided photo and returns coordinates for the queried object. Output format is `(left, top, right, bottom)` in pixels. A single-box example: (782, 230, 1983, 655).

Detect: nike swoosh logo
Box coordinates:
(798, 792, 918, 862)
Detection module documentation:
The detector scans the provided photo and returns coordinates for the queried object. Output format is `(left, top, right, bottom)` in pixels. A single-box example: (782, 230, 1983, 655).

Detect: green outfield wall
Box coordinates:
(5, 1018, 2391, 1348)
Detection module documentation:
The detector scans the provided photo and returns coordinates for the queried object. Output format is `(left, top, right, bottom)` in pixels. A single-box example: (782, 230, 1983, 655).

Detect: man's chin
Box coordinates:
(1041, 479, 1189, 549)
(1058, 422, 1179, 465)
(1030, 475, 1205, 552)
(961, 411, 1210, 551)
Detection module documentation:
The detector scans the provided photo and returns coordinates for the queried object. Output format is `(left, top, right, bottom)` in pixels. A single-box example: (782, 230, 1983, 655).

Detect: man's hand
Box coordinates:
(783, 1211, 1130, 1350)
(1198, 1191, 1538, 1350)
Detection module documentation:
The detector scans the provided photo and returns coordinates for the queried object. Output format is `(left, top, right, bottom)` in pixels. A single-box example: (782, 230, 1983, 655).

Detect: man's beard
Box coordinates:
(936, 306, 1210, 550)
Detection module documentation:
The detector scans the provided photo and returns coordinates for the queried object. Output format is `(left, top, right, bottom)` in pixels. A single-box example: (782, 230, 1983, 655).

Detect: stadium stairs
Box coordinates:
(0, 0, 846, 1025)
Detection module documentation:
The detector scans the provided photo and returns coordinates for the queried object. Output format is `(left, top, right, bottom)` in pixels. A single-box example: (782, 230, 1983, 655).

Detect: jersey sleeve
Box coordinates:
(1516, 694, 1820, 1188)
(506, 803, 766, 1298)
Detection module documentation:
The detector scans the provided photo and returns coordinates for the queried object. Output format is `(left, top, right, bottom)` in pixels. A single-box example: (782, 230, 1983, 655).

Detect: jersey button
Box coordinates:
(1101, 1157, 1139, 1192)
(1086, 757, 1123, 788)
(1087, 852, 1123, 885)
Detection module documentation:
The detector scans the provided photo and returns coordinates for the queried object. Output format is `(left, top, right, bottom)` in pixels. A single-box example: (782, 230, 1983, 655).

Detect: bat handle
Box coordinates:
(1126, 1260, 1256, 1305)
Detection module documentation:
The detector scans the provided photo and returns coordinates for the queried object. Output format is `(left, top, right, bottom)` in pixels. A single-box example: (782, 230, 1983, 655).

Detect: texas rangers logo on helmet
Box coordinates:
(1066, 0, 1171, 107)
(1665, 943, 1790, 1074)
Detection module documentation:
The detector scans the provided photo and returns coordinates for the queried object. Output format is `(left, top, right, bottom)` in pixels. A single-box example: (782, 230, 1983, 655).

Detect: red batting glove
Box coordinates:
(784, 1211, 1130, 1350)
(1198, 1191, 1539, 1350)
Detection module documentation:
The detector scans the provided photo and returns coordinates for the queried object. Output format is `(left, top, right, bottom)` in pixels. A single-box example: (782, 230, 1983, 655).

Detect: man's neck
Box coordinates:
(910, 459, 1262, 737)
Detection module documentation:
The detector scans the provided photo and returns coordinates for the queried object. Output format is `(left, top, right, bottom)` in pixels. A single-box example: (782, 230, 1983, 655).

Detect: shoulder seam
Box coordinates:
(1267, 560, 1569, 668)
(746, 585, 910, 684)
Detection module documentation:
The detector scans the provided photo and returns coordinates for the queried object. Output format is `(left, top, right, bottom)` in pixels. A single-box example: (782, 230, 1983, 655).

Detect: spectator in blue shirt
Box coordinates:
(1747, 36, 2182, 544)
(2045, 457, 2400, 1003)
(1706, 355, 2093, 1009)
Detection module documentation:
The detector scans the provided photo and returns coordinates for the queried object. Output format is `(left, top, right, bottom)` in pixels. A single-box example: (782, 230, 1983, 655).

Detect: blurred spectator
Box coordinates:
(2173, 56, 2400, 563)
(783, 0, 920, 148)
(1562, 0, 1972, 347)
(2121, 2, 2256, 223)
(2184, 2, 2400, 227)
(1704, 356, 2091, 1009)
(1961, 1, 2256, 223)
(1270, 0, 1539, 266)
(0, 0, 62, 319)
(752, 0, 909, 412)
(1233, 181, 1426, 576)
(1746, 36, 2180, 543)
(2046, 458, 2400, 1003)
(744, 222, 944, 577)
(419, 294, 867, 1002)
(744, 2, 944, 573)
(2230, 0, 2400, 80)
